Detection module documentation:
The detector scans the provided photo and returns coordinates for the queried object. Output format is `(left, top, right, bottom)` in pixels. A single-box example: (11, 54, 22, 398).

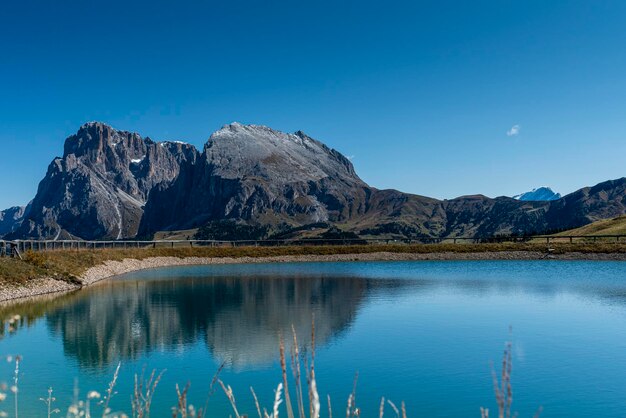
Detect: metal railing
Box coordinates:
(1, 234, 625, 257)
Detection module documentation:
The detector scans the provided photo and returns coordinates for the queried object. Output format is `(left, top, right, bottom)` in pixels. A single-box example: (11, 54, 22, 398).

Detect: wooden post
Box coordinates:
(13, 243, 22, 260)
(570, 236, 573, 244)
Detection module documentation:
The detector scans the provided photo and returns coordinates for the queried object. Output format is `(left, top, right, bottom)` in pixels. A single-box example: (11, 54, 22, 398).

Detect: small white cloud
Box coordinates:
(346, 155, 355, 160)
(507, 124, 521, 137)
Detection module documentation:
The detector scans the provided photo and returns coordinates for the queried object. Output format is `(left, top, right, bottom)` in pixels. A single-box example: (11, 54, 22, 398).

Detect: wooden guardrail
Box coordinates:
(1, 234, 625, 257)
(0, 237, 473, 255)
(531, 235, 626, 243)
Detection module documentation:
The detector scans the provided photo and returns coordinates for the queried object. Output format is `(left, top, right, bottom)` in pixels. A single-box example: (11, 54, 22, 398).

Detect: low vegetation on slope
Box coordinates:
(553, 215, 626, 236)
(0, 258, 47, 285)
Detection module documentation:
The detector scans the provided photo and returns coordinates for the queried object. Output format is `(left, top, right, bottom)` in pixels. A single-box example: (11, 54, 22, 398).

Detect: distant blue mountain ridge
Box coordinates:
(513, 187, 561, 201)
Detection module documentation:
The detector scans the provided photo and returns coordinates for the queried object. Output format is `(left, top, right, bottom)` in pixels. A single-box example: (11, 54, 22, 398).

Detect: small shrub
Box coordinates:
(24, 250, 49, 269)
(194, 220, 269, 241)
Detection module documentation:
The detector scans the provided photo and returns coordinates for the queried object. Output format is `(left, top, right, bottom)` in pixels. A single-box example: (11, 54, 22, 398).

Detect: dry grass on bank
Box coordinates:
(1, 242, 626, 286)
(0, 258, 48, 285)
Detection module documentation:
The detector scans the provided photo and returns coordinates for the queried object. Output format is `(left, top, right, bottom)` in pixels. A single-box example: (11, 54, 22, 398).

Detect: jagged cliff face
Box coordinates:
(11, 122, 198, 240)
(138, 123, 371, 234)
(0, 205, 29, 237)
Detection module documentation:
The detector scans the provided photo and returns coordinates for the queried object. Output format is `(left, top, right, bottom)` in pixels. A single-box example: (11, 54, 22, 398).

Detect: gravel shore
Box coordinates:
(78, 251, 626, 284)
(3, 250, 626, 302)
(0, 277, 79, 302)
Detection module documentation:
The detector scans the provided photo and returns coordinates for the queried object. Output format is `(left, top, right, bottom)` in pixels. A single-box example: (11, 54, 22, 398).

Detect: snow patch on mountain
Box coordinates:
(513, 187, 561, 201)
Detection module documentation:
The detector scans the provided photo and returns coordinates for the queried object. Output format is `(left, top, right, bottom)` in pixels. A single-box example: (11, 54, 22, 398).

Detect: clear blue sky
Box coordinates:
(2, 0, 626, 209)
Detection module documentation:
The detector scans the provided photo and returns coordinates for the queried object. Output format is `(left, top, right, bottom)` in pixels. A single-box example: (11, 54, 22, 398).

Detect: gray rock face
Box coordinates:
(0, 205, 30, 237)
(138, 123, 371, 234)
(11, 122, 198, 240)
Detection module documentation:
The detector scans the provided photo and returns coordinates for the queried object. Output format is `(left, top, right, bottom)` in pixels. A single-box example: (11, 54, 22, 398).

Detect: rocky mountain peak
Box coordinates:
(204, 122, 360, 182)
(11, 122, 200, 240)
(210, 123, 328, 149)
(138, 123, 367, 234)
(64, 122, 145, 159)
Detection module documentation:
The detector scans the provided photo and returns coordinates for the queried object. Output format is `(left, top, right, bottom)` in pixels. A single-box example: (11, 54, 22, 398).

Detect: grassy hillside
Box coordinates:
(553, 215, 626, 236)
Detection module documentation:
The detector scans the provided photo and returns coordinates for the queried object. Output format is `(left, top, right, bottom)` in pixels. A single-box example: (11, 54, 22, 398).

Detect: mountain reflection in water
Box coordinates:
(40, 273, 406, 369)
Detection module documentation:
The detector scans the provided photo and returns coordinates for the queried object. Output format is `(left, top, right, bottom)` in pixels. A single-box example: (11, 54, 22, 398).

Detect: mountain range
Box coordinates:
(2, 122, 626, 241)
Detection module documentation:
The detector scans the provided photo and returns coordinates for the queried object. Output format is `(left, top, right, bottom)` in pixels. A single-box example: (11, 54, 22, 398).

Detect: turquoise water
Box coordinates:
(2, 261, 626, 417)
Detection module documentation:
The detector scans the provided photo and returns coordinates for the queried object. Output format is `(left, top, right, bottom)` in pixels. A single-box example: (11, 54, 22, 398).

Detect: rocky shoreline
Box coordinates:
(3, 251, 626, 303)
(0, 277, 79, 302)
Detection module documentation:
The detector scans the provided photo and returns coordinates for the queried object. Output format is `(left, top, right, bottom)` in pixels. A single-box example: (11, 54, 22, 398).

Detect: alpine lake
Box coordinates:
(2, 260, 626, 417)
